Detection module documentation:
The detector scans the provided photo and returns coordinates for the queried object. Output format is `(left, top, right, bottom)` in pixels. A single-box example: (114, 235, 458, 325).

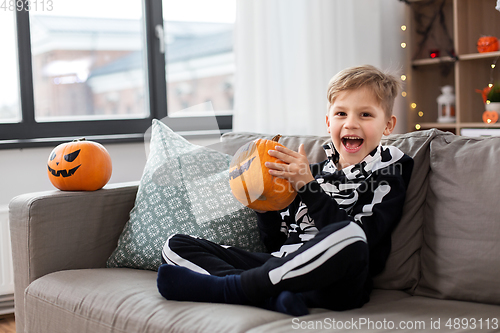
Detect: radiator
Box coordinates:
(0, 206, 14, 315)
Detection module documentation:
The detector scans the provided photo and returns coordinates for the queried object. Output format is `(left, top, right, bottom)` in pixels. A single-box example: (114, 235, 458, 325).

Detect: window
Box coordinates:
(0, 0, 234, 148)
(0, 11, 21, 123)
(30, 1, 148, 121)
(162, 0, 235, 118)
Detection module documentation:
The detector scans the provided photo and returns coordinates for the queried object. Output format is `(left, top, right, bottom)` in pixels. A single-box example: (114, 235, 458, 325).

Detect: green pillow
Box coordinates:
(107, 120, 265, 271)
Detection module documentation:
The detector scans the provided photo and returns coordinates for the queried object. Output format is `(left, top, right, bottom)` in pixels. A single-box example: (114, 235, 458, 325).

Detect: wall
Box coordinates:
(0, 205, 14, 301)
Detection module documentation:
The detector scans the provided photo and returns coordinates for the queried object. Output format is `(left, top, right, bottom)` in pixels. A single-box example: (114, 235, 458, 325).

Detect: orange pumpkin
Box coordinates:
(482, 110, 499, 124)
(477, 36, 499, 53)
(47, 138, 112, 191)
(229, 135, 297, 211)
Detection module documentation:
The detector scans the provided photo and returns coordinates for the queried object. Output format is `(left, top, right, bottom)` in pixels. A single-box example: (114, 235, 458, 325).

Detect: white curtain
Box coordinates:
(233, 0, 407, 136)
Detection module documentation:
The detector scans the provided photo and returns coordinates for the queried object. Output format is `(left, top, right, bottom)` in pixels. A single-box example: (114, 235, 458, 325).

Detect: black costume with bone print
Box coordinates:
(161, 143, 413, 311)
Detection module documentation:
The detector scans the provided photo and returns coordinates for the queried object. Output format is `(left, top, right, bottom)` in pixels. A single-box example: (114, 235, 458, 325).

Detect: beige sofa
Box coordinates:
(9, 129, 500, 333)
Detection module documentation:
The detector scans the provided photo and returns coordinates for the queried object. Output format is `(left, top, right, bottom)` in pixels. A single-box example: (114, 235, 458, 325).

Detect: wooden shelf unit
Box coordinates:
(406, 0, 500, 134)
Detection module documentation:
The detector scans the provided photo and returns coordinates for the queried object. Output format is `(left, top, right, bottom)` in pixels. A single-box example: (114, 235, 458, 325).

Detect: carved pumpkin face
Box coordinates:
(482, 110, 499, 124)
(229, 135, 297, 211)
(47, 139, 112, 191)
(477, 36, 499, 53)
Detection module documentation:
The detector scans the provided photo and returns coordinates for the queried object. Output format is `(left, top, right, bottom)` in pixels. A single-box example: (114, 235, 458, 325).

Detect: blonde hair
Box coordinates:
(326, 65, 401, 118)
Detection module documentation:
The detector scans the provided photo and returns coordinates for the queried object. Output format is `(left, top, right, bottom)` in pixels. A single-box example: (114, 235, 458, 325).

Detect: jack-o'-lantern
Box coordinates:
(477, 36, 499, 53)
(47, 138, 112, 191)
(229, 135, 297, 211)
(482, 110, 499, 124)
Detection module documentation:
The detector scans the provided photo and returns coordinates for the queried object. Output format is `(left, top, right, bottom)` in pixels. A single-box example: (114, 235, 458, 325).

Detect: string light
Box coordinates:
(488, 57, 499, 86)
(400, 20, 420, 131)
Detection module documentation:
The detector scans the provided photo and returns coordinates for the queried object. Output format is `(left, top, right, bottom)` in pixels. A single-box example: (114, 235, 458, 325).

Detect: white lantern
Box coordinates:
(437, 85, 456, 123)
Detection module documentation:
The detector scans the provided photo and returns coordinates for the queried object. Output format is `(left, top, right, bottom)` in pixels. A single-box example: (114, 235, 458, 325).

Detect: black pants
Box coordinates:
(162, 220, 371, 311)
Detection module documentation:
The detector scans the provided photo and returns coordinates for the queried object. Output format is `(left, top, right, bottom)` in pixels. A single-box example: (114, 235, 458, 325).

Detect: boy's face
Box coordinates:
(326, 87, 396, 169)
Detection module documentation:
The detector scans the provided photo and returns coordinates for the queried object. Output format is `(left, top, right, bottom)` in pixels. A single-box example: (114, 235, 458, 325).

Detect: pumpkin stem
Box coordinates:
(271, 134, 282, 142)
(73, 138, 87, 142)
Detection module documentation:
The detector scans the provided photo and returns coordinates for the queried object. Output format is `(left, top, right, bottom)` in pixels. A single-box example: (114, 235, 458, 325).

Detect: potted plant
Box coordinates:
(486, 85, 500, 115)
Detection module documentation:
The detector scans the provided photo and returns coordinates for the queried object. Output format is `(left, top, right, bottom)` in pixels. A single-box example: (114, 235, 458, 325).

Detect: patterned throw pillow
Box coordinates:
(107, 120, 265, 271)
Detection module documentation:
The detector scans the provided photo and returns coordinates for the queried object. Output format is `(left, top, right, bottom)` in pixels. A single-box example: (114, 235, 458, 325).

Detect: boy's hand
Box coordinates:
(265, 144, 315, 192)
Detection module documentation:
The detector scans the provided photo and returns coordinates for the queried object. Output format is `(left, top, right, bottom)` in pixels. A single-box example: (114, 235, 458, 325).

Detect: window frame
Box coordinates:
(0, 0, 232, 149)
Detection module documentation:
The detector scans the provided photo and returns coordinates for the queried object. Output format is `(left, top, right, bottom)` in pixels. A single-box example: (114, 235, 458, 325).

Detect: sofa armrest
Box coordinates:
(9, 181, 138, 333)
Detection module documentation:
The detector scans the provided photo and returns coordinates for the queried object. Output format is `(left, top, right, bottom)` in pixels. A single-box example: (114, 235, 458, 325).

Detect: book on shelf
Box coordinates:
(460, 128, 500, 137)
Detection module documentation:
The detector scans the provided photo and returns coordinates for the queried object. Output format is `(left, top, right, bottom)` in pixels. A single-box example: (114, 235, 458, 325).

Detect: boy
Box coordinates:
(157, 65, 414, 316)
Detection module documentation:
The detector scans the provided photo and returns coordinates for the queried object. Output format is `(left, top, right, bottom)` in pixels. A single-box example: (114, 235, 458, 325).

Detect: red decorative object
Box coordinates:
(482, 110, 499, 124)
(476, 86, 493, 104)
(477, 36, 499, 53)
(429, 49, 440, 58)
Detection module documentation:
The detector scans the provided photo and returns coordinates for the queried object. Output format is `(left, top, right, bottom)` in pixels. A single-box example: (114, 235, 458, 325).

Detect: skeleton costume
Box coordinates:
(162, 143, 413, 311)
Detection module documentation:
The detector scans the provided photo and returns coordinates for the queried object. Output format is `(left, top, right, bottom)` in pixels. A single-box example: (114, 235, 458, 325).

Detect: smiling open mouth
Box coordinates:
(48, 165, 81, 177)
(342, 136, 364, 150)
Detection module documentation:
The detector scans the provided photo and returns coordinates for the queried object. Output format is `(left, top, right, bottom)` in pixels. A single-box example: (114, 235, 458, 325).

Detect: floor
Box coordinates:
(0, 314, 15, 333)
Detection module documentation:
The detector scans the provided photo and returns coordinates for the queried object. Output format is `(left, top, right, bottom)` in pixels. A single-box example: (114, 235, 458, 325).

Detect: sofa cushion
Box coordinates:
(415, 133, 500, 305)
(249, 290, 500, 332)
(223, 129, 437, 292)
(24, 269, 287, 333)
(372, 129, 437, 291)
(107, 120, 264, 271)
